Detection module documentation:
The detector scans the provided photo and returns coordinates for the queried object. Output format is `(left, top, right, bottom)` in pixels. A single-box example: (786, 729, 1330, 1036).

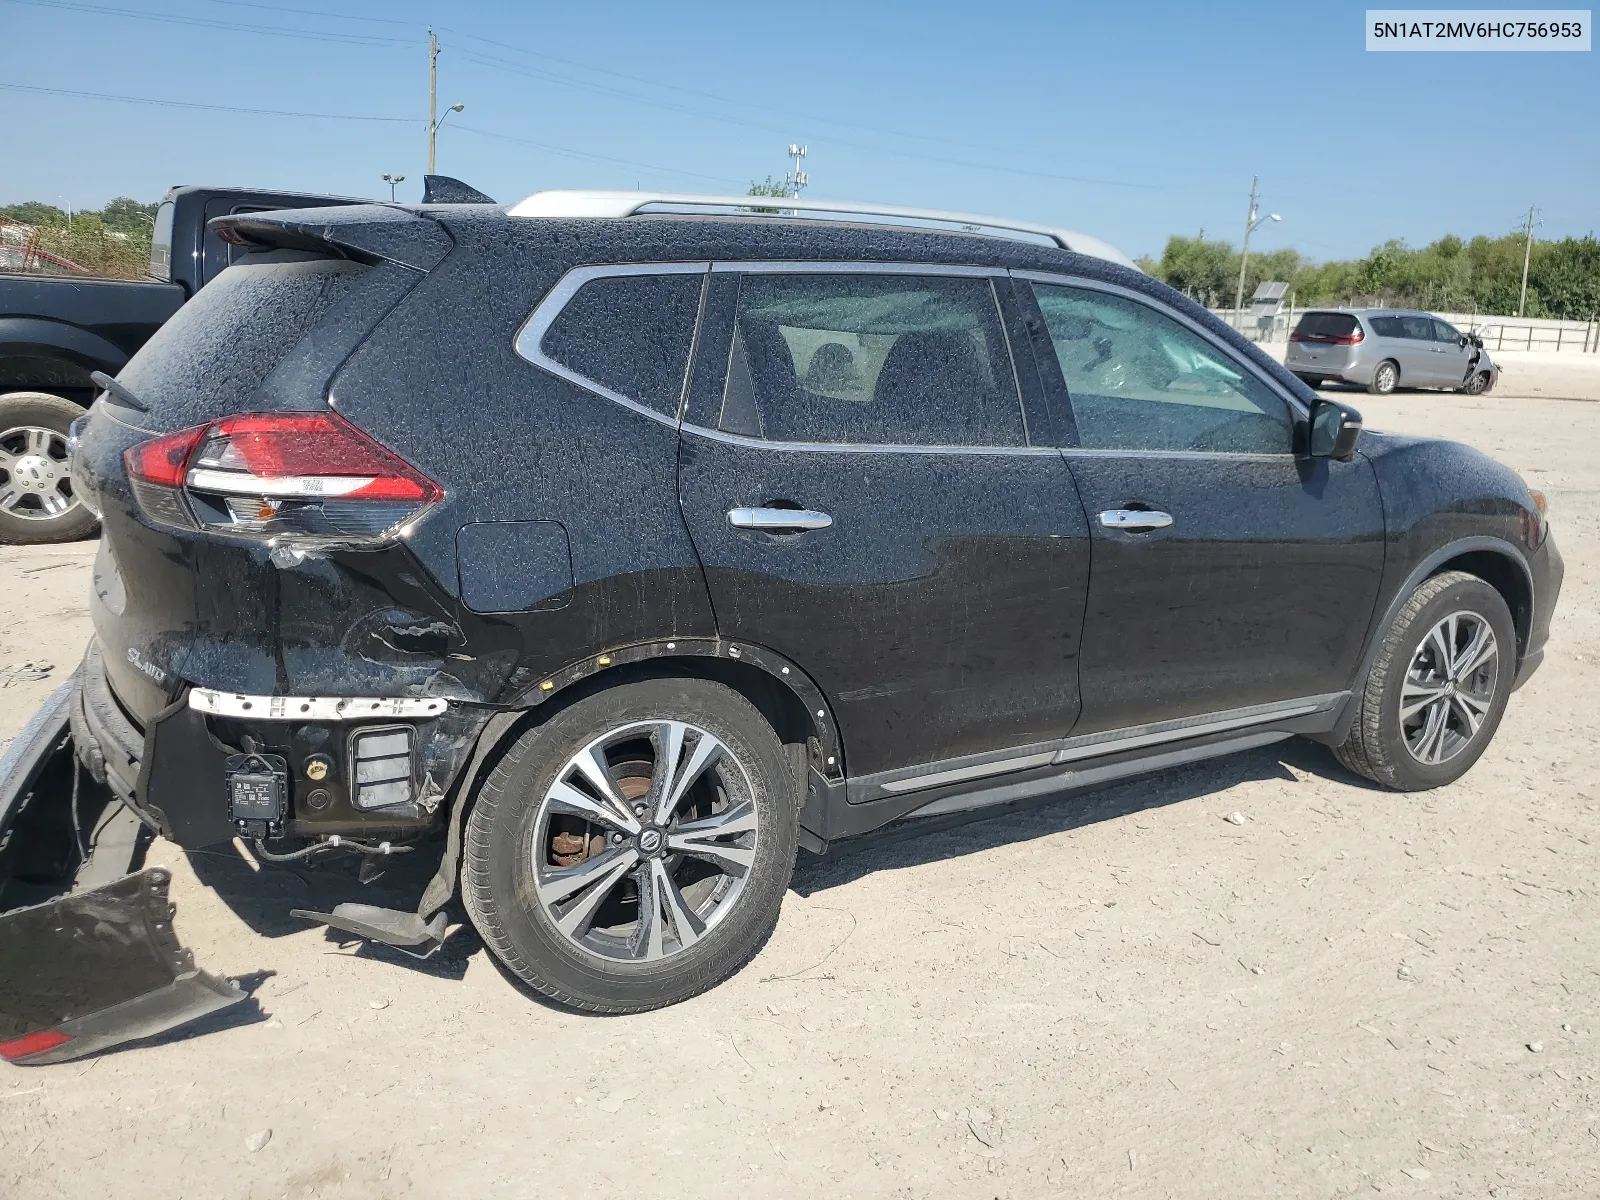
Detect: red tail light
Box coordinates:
(1292, 329, 1365, 345)
(0, 1029, 71, 1062)
(124, 412, 443, 546)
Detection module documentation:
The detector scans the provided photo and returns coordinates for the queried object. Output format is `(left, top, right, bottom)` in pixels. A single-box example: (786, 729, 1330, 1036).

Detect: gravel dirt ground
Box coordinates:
(3, 364, 1597, 1199)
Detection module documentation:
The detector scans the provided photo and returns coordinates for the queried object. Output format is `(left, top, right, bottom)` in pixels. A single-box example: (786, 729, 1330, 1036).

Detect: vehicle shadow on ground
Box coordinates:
(185, 837, 479, 981)
(791, 737, 1380, 896)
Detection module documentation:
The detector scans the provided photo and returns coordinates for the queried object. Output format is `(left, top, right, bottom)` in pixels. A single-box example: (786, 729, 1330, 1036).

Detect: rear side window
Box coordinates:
(539, 272, 704, 418)
(120, 258, 371, 428)
(1293, 312, 1359, 340)
(1399, 315, 1434, 340)
(718, 273, 1025, 447)
(1369, 316, 1404, 338)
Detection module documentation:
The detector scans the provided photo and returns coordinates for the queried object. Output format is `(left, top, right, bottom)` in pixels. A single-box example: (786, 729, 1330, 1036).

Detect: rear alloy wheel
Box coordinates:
(1367, 360, 1399, 395)
(0, 392, 98, 544)
(1333, 571, 1515, 790)
(464, 677, 798, 1012)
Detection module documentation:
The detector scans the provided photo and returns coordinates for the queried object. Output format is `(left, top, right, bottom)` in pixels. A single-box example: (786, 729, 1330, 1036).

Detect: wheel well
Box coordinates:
(1431, 550, 1531, 659)
(464, 656, 829, 786)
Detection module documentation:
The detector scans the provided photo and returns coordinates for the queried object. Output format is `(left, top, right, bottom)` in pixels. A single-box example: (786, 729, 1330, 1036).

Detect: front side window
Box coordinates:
(718, 273, 1025, 446)
(539, 272, 704, 418)
(1432, 319, 1461, 343)
(1031, 283, 1291, 454)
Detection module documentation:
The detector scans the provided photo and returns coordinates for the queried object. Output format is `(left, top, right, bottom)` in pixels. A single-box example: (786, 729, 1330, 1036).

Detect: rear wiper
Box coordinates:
(90, 370, 148, 413)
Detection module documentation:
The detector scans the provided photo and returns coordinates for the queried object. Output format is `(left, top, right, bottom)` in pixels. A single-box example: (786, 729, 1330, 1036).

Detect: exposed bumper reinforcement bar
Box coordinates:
(188, 689, 449, 721)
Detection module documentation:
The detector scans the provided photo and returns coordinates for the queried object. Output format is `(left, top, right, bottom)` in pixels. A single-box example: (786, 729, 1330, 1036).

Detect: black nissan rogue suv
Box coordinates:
(67, 192, 1562, 1012)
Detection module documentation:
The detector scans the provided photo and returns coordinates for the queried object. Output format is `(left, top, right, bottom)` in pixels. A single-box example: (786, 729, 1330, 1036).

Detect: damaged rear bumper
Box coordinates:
(0, 681, 243, 1066)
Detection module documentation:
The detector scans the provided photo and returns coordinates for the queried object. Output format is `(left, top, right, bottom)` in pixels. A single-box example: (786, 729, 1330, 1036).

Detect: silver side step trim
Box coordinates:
(1051, 697, 1331, 765)
(905, 730, 1292, 821)
(879, 750, 1057, 794)
(856, 692, 1345, 801)
(188, 690, 448, 721)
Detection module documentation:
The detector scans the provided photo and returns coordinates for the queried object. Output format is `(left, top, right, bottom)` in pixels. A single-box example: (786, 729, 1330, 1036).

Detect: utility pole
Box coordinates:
(1518, 204, 1537, 318)
(1233, 176, 1258, 330)
(428, 29, 439, 175)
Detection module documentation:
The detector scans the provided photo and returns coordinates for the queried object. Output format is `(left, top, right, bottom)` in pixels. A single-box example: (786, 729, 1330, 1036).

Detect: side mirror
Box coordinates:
(1459, 335, 1469, 347)
(1308, 397, 1362, 461)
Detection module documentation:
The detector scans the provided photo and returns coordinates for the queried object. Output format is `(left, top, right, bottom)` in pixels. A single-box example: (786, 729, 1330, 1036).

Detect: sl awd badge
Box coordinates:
(126, 646, 168, 684)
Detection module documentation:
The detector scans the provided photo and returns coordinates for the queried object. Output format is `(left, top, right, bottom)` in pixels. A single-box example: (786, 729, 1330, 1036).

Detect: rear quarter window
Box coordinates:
(536, 272, 705, 419)
(1293, 312, 1359, 340)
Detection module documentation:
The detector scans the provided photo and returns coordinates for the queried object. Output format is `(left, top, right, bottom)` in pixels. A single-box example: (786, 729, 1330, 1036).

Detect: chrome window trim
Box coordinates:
(680, 422, 1058, 457)
(704, 264, 1032, 452)
(710, 260, 1006, 277)
(1012, 268, 1312, 428)
(512, 261, 711, 430)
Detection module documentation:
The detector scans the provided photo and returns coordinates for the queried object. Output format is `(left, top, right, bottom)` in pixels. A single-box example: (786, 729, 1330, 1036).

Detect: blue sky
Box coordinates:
(1, 0, 1594, 261)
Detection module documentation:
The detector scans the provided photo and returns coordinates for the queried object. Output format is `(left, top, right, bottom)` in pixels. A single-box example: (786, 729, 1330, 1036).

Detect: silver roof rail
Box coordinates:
(506, 190, 1137, 270)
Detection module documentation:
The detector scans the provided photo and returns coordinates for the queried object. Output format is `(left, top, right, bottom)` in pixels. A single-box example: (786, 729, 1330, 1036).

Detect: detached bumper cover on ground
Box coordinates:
(0, 680, 243, 1066)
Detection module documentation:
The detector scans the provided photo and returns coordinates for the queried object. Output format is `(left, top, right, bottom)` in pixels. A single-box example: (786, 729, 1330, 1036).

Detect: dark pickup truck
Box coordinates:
(0, 185, 362, 544)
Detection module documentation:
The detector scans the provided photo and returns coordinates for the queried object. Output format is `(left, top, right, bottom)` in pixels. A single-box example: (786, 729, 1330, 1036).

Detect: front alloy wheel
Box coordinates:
(464, 677, 798, 1012)
(1333, 570, 1515, 790)
(1399, 612, 1498, 766)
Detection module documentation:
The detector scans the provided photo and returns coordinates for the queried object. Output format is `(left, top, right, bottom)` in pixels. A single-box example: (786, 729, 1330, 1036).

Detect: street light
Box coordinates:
(1233, 175, 1283, 330)
(382, 173, 406, 202)
(428, 103, 464, 174)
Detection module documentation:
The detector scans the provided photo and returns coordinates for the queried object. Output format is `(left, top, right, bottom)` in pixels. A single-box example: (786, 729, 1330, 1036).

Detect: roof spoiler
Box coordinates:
(211, 205, 454, 273)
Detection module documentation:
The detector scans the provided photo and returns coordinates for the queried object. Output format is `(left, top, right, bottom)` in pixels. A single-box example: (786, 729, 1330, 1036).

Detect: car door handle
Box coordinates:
(728, 506, 834, 531)
(1099, 509, 1173, 531)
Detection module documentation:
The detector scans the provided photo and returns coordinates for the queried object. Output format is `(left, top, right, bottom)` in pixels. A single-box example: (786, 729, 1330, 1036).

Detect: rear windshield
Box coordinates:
(119, 257, 371, 429)
(1294, 312, 1359, 339)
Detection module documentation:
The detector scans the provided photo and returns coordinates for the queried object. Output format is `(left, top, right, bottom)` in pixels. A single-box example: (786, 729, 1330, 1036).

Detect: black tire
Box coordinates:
(1334, 571, 1515, 791)
(0, 391, 98, 545)
(463, 677, 799, 1012)
(1461, 371, 1489, 396)
(1366, 360, 1399, 396)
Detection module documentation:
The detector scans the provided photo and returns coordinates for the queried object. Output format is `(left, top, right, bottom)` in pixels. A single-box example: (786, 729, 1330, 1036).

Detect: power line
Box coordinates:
(0, 82, 416, 122)
(2, 0, 409, 47)
(434, 24, 1064, 166)
(455, 47, 1161, 192)
(15, 2, 1162, 194)
(451, 125, 747, 188)
(198, 0, 411, 25)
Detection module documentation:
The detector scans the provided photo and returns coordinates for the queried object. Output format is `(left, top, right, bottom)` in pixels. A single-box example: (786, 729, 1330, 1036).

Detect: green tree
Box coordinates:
(0, 201, 68, 227)
(745, 176, 789, 215)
